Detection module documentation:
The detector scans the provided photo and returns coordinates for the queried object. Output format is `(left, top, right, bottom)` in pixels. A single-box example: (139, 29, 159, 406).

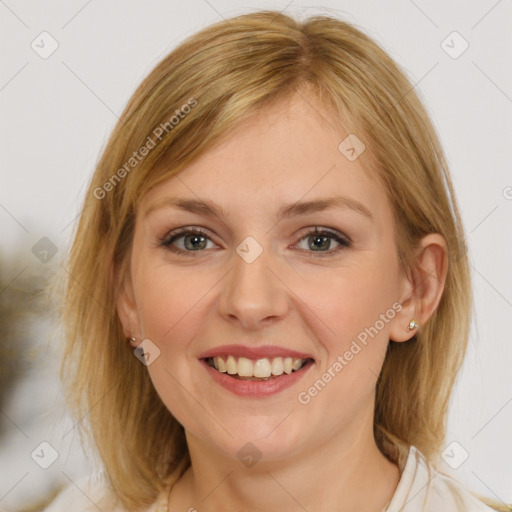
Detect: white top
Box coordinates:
(43, 445, 496, 511)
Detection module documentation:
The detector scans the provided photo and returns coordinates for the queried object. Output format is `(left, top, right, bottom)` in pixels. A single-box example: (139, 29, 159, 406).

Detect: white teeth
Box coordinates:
(292, 358, 302, 371)
(253, 358, 272, 378)
(211, 355, 308, 378)
(215, 356, 227, 372)
(237, 357, 254, 377)
(271, 357, 284, 376)
(226, 355, 237, 375)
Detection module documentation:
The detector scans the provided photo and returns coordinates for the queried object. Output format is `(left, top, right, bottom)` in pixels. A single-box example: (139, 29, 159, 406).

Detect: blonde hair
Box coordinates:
(60, 9, 494, 510)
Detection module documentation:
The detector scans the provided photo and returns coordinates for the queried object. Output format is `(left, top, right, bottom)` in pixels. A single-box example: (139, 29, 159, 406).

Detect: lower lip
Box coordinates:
(200, 359, 314, 398)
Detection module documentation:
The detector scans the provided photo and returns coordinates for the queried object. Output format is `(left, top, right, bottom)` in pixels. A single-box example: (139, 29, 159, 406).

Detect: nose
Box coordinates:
(218, 241, 289, 330)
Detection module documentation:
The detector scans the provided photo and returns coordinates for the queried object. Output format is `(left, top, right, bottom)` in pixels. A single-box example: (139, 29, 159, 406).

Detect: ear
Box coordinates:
(389, 233, 448, 343)
(116, 268, 141, 348)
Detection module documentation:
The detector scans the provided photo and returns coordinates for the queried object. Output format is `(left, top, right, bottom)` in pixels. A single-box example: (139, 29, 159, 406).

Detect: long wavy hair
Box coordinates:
(59, 9, 499, 510)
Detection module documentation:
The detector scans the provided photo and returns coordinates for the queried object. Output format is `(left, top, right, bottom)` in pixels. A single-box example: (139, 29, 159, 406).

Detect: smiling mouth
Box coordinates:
(204, 356, 314, 381)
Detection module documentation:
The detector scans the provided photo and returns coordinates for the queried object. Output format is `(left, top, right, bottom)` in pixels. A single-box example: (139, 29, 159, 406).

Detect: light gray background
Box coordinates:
(1, 0, 511, 509)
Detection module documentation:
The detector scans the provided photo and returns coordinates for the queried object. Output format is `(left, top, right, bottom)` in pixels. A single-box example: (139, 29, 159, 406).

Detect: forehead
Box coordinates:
(140, 92, 387, 221)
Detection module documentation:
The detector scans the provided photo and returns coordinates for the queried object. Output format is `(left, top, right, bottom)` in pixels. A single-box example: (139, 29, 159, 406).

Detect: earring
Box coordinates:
(130, 336, 137, 343)
(408, 319, 419, 331)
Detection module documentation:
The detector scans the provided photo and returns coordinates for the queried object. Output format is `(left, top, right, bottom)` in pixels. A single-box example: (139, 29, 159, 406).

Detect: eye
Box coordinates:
(293, 227, 351, 256)
(160, 226, 351, 257)
(160, 227, 217, 256)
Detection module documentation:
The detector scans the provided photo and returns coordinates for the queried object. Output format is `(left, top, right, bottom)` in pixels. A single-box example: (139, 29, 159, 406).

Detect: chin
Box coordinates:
(192, 416, 310, 466)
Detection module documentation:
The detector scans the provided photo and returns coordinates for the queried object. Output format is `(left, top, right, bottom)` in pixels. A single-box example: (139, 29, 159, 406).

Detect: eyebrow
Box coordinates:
(144, 195, 373, 222)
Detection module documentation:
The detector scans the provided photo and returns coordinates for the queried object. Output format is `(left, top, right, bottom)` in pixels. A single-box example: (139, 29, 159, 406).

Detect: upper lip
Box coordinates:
(198, 344, 315, 361)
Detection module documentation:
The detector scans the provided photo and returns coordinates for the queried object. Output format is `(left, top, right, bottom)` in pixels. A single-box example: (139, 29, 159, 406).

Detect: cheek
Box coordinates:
(301, 261, 398, 342)
(133, 261, 209, 342)
(132, 264, 212, 431)
(294, 265, 399, 420)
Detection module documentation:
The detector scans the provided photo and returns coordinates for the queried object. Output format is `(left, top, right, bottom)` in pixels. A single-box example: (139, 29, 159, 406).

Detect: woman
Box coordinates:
(46, 10, 508, 512)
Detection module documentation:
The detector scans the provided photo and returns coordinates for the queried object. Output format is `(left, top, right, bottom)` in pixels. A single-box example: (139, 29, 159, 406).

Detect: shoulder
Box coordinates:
(42, 472, 169, 512)
(387, 446, 498, 512)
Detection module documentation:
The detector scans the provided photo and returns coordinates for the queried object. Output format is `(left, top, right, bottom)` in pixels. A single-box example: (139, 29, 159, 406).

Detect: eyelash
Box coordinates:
(159, 226, 351, 258)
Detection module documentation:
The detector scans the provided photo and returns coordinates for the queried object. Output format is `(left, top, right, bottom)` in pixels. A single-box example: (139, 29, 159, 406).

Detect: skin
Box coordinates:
(117, 90, 448, 512)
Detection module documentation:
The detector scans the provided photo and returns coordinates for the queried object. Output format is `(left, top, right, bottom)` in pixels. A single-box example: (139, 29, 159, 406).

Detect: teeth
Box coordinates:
(237, 357, 254, 377)
(253, 358, 272, 378)
(215, 356, 227, 372)
(211, 355, 308, 378)
(271, 357, 283, 376)
(292, 358, 302, 371)
(226, 355, 237, 375)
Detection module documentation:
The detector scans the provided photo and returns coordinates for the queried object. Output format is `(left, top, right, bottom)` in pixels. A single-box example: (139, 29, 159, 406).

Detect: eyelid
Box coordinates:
(291, 227, 351, 257)
(295, 226, 351, 245)
(159, 226, 218, 249)
(159, 225, 351, 256)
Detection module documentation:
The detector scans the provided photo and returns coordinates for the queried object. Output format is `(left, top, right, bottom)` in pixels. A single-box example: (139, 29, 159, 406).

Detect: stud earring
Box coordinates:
(408, 319, 419, 331)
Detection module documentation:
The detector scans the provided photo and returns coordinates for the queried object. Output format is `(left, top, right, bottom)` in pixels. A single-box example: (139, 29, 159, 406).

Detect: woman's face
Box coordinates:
(119, 92, 414, 463)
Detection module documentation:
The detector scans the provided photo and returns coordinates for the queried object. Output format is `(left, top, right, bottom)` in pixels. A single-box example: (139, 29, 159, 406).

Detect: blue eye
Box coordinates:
(293, 227, 351, 256)
(161, 228, 213, 256)
(160, 226, 351, 257)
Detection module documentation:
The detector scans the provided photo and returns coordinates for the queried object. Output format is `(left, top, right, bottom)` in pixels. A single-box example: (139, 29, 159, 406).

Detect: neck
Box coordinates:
(169, 410, 400, 512)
